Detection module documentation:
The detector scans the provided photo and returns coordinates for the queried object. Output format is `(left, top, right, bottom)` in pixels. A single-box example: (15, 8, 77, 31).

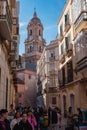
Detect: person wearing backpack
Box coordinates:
(42, 109, 49, 130)
(39, 109, 49, 130)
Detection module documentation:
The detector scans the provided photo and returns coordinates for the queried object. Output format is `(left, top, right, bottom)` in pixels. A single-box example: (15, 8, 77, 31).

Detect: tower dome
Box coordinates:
(28, 10, 43, 28)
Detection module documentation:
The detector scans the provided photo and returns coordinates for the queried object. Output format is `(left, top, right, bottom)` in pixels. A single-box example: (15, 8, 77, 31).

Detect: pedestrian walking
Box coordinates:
(10, 111, 21, 130)
(33, 108, 40, 130)
(13, 112, 32, 130)
(77, 108, 83, 123)
(27, 110, 37, 130)
(55, 107, 61, 130)
(48, 107, 58, 130)
(66, 106, 73, 130)
(0, 109, 11, 130)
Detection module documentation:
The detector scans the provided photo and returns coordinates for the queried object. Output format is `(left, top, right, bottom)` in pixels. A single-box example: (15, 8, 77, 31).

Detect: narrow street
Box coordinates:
(0, 0, 87, 130)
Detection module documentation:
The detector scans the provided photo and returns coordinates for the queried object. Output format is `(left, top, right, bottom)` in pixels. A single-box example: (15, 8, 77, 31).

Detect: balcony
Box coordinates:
(66, 43, 73, 57)
(60, 54, 65, 64)
(64, 21, 71, 33)
(49, 56, 55, 61)
(0, 0, 12, 40)
(75, 30, 87, 73)
(48, 87, 58, 93)
(75, 56, 87, 73)
(75, 11, 87, 34)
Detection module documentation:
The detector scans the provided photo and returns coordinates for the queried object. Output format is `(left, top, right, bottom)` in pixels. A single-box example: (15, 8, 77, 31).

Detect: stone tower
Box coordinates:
(24, 10, 46, 65)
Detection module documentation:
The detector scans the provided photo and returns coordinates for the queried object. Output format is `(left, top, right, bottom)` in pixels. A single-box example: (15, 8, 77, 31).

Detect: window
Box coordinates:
(61, 44, 64, 54)
(62, 67, 65, 86)
(51, 53, 54, 57)
(30, 46, 33, 52)
(65, 34, 71, 51)
(65, 13, 69, 26)
(60, 24, 63, 36)
(39, 30, 41, 35)
(30, 30, 32, 35)
(52, 97, 56, 105)
(65, 37, 69, 51)
(67, 60, 73, 83)
(63, 95, 66, 114)
(39, 46, 42, 52)
(16, 27, 19, 35)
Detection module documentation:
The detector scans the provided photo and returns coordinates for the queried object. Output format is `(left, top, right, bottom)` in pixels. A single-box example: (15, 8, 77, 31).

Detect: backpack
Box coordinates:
(43, 115, 49, 127)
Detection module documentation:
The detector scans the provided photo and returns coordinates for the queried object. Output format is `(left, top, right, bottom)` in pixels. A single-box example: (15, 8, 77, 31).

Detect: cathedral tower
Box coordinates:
(24, 10, 46, 65)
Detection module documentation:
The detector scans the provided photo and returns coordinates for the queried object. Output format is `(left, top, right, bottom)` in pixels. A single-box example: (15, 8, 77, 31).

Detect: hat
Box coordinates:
(0, 109, 8, 114)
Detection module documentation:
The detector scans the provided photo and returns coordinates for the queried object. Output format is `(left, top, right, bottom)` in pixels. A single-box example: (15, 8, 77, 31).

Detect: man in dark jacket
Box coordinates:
(13, 113, 32, 130)
(48, 107, 58, 130)
(0, 109, 11, 130)
(48, 107, 58, 124)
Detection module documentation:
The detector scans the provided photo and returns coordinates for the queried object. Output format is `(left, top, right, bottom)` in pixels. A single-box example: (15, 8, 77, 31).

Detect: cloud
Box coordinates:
(19, 22, 27, 28)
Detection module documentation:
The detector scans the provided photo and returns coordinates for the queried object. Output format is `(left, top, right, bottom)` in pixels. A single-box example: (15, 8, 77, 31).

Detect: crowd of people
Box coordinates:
(0, 104, 84, 130)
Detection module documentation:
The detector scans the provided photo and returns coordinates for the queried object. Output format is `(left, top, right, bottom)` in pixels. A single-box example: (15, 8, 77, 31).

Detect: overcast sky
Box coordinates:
(18, 0, 66, 55)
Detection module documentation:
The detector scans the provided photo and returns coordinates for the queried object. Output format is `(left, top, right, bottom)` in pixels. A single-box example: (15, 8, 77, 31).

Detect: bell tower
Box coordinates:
(24, 10, 46, 65)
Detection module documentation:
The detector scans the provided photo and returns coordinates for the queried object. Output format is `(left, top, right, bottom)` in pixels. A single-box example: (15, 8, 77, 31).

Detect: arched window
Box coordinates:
(39, 30, 41, 36)
(30, 30, 32, 35)
(39, 46, 42, 52)
(70, 94, 75, 113)
(63, 95, 66, 116)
